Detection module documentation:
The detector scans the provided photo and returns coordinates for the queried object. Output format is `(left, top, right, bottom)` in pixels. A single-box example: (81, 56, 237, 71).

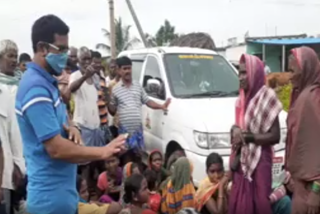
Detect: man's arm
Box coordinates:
(69, 74, 87, 93)
(9, 102, 26, 175)
(146, 100, 164, 110)
(140, 86, 165, 110)
(21, 87, 120, 163)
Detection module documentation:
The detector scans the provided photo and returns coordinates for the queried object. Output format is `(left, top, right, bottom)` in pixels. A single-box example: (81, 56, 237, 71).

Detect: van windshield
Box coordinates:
(163, 54, 239, 98)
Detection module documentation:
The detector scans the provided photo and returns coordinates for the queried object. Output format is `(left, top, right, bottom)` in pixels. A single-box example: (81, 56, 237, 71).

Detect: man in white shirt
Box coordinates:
(68, 46, 107, 195)
(0, 39, 25, 214)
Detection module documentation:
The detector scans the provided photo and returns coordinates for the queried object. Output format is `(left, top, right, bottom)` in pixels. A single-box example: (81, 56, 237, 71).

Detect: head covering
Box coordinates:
(236, 54, 265, 127)
(161, 157, 195, 214)
(286, 46, 320, 181)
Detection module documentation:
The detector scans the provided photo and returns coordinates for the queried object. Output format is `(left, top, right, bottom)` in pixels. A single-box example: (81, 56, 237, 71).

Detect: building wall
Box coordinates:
(225, 45, 246, 61)
(247, 43, 282, 72)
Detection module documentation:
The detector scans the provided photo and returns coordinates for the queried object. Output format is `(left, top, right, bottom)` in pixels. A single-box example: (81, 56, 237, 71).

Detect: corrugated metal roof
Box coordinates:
(247, 37, 320, 45)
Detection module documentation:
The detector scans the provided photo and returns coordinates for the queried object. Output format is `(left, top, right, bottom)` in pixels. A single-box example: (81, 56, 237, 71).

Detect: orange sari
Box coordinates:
(195, 177, 219, 212)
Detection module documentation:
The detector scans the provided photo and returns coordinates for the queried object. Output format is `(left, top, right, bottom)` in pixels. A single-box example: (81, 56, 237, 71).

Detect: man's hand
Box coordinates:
(84, 65, 96, 78)
(63, 124, 83, 145)
(161, 98, 171, 112)
(102, 135, 126, 159)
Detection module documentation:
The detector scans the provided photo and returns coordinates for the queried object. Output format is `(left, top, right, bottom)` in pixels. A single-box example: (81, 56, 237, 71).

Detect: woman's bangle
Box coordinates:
(312, 181, 320, 194)
(242, 132, 255, 144)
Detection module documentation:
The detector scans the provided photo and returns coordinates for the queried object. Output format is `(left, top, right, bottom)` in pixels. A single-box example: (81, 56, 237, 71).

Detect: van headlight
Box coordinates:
(194, 131, 230, 149)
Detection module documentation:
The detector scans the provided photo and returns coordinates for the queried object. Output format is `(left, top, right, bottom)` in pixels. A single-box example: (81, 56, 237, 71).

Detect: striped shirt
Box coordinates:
(110, 80, 149, 134)
(96, 71, 108, 126)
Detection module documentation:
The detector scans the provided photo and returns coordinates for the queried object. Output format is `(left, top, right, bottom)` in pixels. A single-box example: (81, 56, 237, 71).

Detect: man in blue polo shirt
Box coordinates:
(15, 15, 125, 214)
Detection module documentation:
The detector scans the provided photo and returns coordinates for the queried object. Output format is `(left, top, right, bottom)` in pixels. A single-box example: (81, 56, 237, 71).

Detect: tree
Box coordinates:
(155, 20, 179, 46)
(96, 18, 141, 54)
(144, 33, 157, 47)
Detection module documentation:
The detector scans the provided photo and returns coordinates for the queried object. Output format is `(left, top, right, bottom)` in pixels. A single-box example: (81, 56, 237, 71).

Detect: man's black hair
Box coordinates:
(31, 14, 69, 53)
(116, 56, 132, 68)
(92, 51, 102, 59)
(19, 53, 31, 63)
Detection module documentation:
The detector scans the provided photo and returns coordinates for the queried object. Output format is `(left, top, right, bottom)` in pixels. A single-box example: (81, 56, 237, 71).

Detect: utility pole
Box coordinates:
(125, 0, 148, 47)
(109, 0, 116, 58)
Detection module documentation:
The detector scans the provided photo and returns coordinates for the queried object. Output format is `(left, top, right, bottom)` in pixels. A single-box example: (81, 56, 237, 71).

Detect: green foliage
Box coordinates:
(96, 18, 141, 54)
(276, 84, 292, 112)
(155, 20, 179, 46)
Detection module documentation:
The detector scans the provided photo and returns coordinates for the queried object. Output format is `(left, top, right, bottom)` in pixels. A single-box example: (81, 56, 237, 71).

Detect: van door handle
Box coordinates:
(164, 111, 168, 116)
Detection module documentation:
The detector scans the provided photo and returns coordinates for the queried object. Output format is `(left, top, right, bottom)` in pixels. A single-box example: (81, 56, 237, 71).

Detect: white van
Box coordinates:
(118, 47, 287, 186)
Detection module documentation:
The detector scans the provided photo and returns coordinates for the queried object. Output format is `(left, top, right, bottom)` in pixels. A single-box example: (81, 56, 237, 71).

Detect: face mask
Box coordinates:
(45, 52, 68, 75)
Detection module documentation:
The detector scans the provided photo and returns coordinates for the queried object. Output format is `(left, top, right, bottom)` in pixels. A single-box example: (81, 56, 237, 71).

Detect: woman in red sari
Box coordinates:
(286, 46, 320, 214)
(228, 54, 282, 214)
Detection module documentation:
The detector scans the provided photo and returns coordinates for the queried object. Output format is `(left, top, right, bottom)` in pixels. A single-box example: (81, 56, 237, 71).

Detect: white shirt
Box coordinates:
(105, 76, 111, 88)
(69, 70, 100, 129)
(264, 65, 271, 75)
(0, 84, 26, 190)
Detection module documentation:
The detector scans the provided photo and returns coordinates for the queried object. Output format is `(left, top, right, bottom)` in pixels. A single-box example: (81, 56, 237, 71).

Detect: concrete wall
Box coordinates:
(247, 43, 283, 72)
(225, 45, 246, 61)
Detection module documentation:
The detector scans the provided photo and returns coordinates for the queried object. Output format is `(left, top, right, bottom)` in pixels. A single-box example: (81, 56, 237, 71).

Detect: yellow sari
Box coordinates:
(194, 177, 219, 212)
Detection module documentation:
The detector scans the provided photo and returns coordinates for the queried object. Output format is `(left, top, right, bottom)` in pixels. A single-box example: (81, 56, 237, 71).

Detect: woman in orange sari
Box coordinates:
(286, 46, 320, 214)
(195, 153, 229, 214)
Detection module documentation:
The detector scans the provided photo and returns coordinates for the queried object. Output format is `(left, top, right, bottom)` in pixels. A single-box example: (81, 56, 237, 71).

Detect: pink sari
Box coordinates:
(229, 54, 281, 214)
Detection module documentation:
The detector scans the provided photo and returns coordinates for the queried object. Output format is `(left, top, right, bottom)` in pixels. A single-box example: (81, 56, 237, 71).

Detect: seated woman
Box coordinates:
(148, 150, 170, 187)
(144, 169, 161, 213)
(120, 162, 141, 206)
(97, 155, 123, 203)
(119, 174, 156, 214)
(160, 157, 195, 214)
(77, 175, 121, 214)
(195, 152, 229, 214)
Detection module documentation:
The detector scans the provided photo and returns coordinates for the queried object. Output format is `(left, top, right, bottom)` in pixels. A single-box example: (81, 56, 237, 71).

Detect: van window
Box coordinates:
(131, 60, 144, 82)
(143, 56, 165, 100)
(163, 54, 239, 98)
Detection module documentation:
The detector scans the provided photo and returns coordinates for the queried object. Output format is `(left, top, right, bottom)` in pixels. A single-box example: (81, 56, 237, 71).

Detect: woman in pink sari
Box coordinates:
(228, 54, 282, 214)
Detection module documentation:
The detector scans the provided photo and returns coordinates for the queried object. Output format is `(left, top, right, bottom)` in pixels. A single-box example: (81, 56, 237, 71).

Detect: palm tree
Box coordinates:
(96, 18, 141, 55)
(155, 20, 179, 46)
(144, 33, 157, 47)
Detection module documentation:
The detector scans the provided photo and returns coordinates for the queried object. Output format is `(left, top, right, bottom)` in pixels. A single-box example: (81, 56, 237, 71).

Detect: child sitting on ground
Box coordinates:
(144, 169, 161, 213)
(148, 150, 170, 187)
(120, 162, 142, 206)
(77, 175, 121, 214)
(97, 155, 123, 202)
(119, 174, 156, 214)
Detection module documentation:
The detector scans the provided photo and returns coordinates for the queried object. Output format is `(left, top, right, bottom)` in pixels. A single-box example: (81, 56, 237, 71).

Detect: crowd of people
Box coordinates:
(0, 13, 320, 214)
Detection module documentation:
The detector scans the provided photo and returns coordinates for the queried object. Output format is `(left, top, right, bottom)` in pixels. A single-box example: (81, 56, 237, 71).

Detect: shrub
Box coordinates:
(276, 84, 292, 112)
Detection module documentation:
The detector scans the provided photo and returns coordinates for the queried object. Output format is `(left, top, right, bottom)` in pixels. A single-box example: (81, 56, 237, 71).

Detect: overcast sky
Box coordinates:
(1, 0, 320, 55)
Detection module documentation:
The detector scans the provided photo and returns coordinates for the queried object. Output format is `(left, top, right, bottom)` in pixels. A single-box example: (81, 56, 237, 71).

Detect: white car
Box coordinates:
(118, 47, 287, 186)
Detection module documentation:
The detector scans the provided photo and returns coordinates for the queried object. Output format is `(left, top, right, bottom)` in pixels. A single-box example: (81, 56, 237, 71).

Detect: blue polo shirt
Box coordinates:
(15, 62, 78, 214)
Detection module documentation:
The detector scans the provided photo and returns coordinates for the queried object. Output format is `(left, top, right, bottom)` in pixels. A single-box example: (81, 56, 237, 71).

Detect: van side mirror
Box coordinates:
(146, 79, 165, 99)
